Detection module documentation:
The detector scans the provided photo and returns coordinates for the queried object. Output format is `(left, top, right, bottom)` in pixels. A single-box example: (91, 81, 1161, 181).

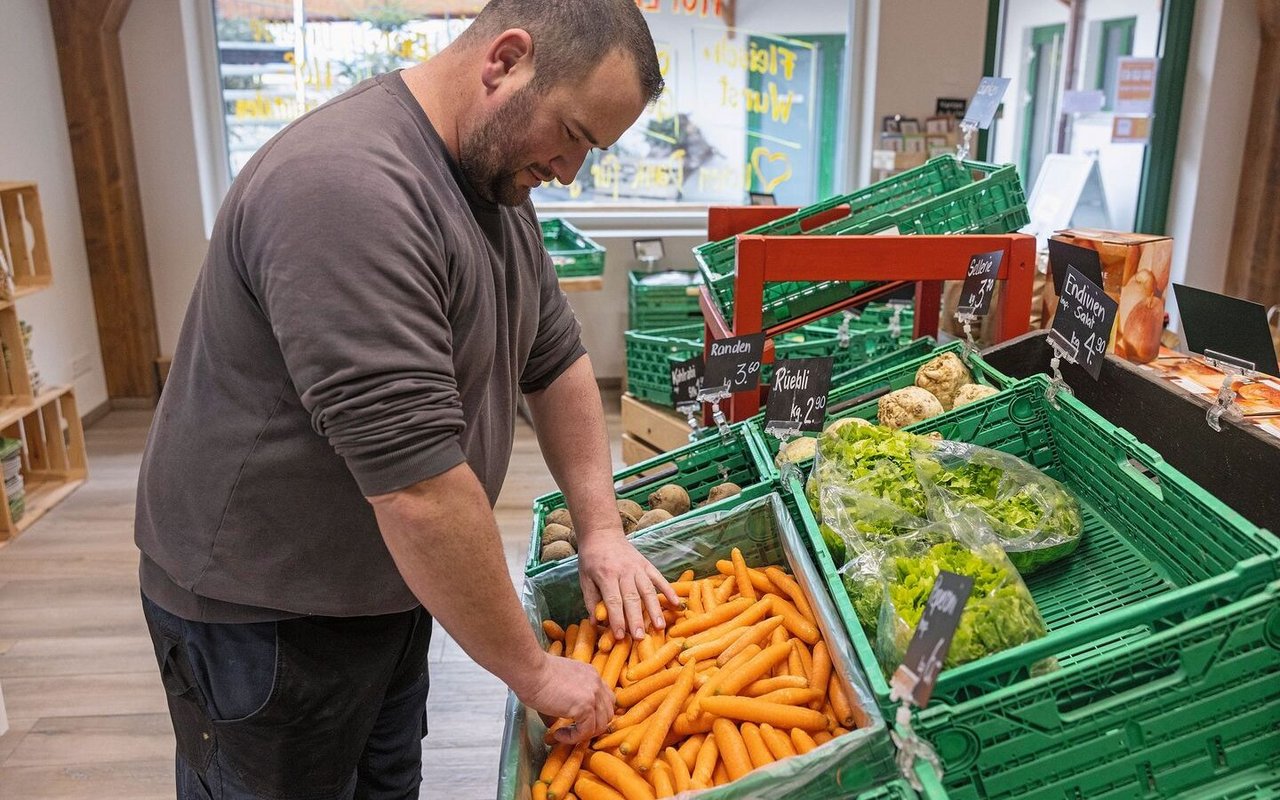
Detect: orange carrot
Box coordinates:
(544, 717, 574, 746)
(713, 641, 794, 697)
(786, 643, 805, 679)
(636, 632, 656, 663)
(610, 684, 673, 731)
(534, 782, 549, 800)
(700, 696, 830, 732)
(601, 637, 633, 692)
(714, 560, 778, 595)
(684, 599, 772, 648)
(544, 620, 566, 641)
(677, 569, 695, 583)
(713, 575, 737, 603)
(675, 734, 704, 772)
(766, 595, 820, 645)
(633, 662, 696, 772)
(751, 688, 824, 707)
(813, 730, 833, 745)
(829, 674, 855, 729)
(791, 728, 818, 755)
(649, 760, 674, 797)
(699, 581, 717, 612)
(670, 581, 697, 597)
(598, 629, 615, 654)
(565, 624, 580, 656)
(716, 616, 786, 667)
(540, 743, 572, 783)
(740, 723, 775, 769)
(686, 582, 704, 615)
(712, 719, 752, 781)
(730, 548, 757, 602)
(586, 752, 657, 800)
(668, 598, 752, 639)
(547, 744, 588, 800)
(627, 639, 684, 683)
(591, 651, 608, 675)
(690, 733, 719, 790)
(794, 640, 813, 679)
(713, 762, 730, 786)
(574, 773, 626, 800)
(690, 644, 762, 716)
(618, 718, 651, 757)
(663, 746, 691, 792)
(593, 723, 642, 752)
(615, 668, 680, 708)
(832, 726, 851, 736)
(743, 675, 808, 697)
(549, 640, 565, 658)
(595, 601, 609, 624)
(807, 641, 831, 711)
(573, 619, 598, 663)
(677, 627, 746, 664)
(758, 723, 799, 759)
(764, 567, 815, 625)
(671, 711, 717, 737)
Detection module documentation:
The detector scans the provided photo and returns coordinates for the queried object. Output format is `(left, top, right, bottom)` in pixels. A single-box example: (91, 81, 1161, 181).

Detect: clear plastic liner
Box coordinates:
(496, 493, 899, 800)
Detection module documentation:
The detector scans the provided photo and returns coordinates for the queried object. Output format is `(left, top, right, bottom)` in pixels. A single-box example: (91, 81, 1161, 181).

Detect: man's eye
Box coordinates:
(565, 125, 579, 143)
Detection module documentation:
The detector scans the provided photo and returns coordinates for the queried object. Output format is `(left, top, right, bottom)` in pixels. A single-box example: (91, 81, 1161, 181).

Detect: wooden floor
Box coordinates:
(0, 397, 626, 799)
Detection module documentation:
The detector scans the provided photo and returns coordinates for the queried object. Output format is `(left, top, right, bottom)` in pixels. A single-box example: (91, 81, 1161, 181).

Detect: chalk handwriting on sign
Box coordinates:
(765, 357, 834, 433)
(702, 334, 765, 397)
(671, 356, 704, 407)
(957, 250, 1003, 317)
(963, 77, 1011, 130)
(1048, 266, 1119, 380)
(890, 570, 975, 708)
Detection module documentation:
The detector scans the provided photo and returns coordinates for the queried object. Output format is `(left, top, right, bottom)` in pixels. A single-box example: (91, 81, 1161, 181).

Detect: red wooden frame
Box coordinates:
(698, 206, 1037, 422)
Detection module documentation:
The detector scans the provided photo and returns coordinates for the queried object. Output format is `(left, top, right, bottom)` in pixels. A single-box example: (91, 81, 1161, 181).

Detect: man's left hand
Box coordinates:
(576, 530, 680, 641)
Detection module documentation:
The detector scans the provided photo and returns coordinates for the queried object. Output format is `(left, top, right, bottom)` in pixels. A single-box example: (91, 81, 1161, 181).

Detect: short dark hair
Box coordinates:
(459, 0, 664, 102)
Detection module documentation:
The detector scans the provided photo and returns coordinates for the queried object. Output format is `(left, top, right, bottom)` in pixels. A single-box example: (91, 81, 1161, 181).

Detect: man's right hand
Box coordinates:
(515, 653, 614, 744)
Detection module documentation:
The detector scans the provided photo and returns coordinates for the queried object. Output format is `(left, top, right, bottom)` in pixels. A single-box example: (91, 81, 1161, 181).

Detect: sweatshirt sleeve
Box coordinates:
(518, 214, 587, 394)
(236, 149, 467, 497)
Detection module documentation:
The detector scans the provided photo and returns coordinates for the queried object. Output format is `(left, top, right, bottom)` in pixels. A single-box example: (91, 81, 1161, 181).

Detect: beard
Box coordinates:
(458, 84, 547, 206)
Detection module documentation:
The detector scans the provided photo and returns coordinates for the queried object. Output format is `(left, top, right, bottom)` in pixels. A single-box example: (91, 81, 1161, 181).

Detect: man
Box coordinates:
(135, 2, 677, 797)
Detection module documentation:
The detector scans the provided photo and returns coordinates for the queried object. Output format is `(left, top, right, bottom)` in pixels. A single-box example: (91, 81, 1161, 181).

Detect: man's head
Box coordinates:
(450, 0, 663, 205)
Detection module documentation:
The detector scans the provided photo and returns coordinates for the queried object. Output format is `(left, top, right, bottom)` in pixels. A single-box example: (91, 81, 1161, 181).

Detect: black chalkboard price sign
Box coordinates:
(764, 357, 834, 433)
(890, 570, 975, 708)
(957, 250, 1003, 316)
(1048, 266, 1119, 380)
(701, 334, 765, 397)
(670, 356, 704, 407)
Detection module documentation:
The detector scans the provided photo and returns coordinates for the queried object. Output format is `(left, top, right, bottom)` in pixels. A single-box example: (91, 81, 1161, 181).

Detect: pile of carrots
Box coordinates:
(532, 548, 864, 800)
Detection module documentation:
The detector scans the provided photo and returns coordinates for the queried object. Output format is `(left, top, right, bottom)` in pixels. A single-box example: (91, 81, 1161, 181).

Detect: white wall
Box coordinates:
(1165, 0, 1260, 321)
(0, 0, 109, 415)
(874, 0, 989, 127)
(121, 0, 210, 361)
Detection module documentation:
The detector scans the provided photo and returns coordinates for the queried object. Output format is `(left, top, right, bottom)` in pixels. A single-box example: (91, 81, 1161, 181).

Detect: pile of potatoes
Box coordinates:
(877, 352, 998, 430)
(539, 482, 743, 564)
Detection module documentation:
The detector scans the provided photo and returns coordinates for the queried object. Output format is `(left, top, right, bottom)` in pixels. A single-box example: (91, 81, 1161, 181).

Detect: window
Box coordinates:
(205, 1, 850, 208)
(1096, 17, 1137, 111)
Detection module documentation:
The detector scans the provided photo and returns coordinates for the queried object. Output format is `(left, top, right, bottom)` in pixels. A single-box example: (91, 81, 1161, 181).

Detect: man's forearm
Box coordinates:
(524, 355, 621, 541)
(367, 465, 546, 697)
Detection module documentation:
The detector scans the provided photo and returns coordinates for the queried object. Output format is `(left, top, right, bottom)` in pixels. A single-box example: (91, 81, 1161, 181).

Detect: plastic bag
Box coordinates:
(838, 514, 1050, 677)
(914, 441, 1083, 574)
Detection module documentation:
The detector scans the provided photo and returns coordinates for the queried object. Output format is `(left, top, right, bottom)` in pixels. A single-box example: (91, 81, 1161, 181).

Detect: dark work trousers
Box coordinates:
(141, 592, 433, 800)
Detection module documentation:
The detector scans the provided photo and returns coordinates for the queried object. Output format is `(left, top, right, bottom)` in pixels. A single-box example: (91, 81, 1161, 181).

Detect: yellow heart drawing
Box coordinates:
(751, 147, 793, 194)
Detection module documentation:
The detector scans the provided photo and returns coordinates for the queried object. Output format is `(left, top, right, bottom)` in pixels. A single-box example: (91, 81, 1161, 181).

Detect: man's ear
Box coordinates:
(480, 28, 534, 92)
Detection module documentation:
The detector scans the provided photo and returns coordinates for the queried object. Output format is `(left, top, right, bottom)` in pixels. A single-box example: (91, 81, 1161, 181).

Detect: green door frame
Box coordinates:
(981, 0, 1196, 234)
(745, 33, 845, 200)
(1020, 23, 1067, 184)
(1097, 16, 1138, 109)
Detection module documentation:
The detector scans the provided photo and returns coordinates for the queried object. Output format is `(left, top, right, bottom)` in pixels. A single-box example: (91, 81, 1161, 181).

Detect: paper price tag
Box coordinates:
(962, 77, 1010, 130)
(670, 356, 704, 407)
(701, 334, 765, 398)
(957, 250, 1003, 317)
(764, 357, 834, 434)
(891, 570, 974, 708)
(1048, 266, 1118, 380)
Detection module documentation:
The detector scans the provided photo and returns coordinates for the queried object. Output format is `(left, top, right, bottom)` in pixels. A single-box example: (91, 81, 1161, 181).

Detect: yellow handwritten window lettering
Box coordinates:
(635, 0, 724, 17)
(704, 39, 797, 80)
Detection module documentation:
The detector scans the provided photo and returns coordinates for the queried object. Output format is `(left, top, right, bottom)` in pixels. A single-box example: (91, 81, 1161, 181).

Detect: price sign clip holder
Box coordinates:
(836, 309, 859, 349)
(763, 420, 805, 484)
(1043, 335, 1077, 410)
(1203, 349, 1257, 432)
(956, 311, 980, 366)
(675, 401, 705, 442)
(887, 300, 911, 341)
(697, 384, 735, 443)
(955, 121, 978, 161)
(890, 702, 945, 791)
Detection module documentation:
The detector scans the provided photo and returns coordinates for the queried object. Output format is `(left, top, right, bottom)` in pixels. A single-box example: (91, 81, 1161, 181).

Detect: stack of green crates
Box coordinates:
(540, 218, 605, 279)
(627, 270, 704, 330)
(693, 157, 1029, 328)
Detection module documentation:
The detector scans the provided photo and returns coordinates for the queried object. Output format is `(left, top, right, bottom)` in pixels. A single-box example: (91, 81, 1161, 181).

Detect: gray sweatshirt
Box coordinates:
(135, 72, 585, 622)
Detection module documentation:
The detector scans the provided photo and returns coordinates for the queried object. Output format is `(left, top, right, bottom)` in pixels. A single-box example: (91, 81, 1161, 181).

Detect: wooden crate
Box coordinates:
(620, 432, 663, 466)
(0, 182, 53, 298)
(620, 393, 693, 454)
(0, 386, 87, 542)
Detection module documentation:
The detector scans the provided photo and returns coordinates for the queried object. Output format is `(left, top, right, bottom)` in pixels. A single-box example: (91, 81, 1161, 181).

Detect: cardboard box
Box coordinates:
(1043, 228, 1173, 364)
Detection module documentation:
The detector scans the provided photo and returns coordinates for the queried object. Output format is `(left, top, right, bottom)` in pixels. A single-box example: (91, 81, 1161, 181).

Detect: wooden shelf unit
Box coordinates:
(0, 181, 89, 543)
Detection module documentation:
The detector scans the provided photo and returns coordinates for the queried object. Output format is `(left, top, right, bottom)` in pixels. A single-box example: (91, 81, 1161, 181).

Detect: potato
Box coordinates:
(705, 482, 742, 504)
(620, 507, 640, 535)
(545, 508, 573, 530)
(774, 436, 817, 468)
(878, 386, 944, 430)
(648, 484, 691, 516)
(540, 540, 575, 562)
(952, 384, 999, 408)
(915, 352, 972, 410)
(636, 509, 674, 530)
(617, 498, 645, 520)
(541, 522, 575, 549)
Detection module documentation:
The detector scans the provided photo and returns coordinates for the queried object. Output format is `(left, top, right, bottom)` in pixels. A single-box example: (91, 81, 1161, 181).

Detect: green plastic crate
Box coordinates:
(500, 494, 901, 800)
(903, 583, 1280, 800)
(627, 270, 704, 330)
(693, 157, 1029, 328)
(757, 341, 1012, 466)
(525, 424, 775, 576)
(540, 218, 605, 278)
(625, 307, 917, 409)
